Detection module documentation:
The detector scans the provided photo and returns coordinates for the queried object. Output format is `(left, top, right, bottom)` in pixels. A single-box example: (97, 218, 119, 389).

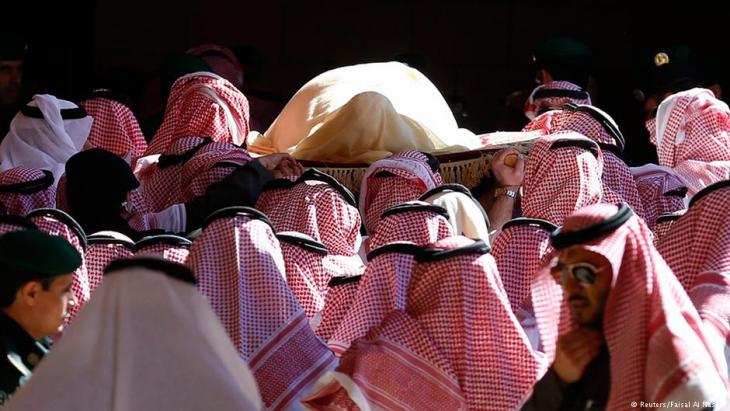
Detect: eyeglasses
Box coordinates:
(558, 262, 598, 286)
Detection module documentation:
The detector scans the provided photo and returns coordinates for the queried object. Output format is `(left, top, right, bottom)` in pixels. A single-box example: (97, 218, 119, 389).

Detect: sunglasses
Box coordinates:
(558, 262, 598, 286)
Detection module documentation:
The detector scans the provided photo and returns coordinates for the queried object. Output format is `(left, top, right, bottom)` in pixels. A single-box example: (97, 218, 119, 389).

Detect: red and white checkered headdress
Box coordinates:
(367, 201, 454, 251)
(258, 169, 364, 263)
(631, 164, 687, 231)
(653, 210, 685, 246)
(359, 151, 443, 235)
(524, 107, 646, 220)
(651, 88, 730, 196)
(315, 276, 361, 343)
(419, 184, 491, 244)
(139, 136, 250, 213)
(187, 207, 335, 409)
(80, 90, 148, 165)
(179, 142, 251, 203)
(0, 166, 56, 216)
(407, 236, 547, 409)
(138, 137, 206, 212)
(491, 218, 557, 313)
(524, 81, 591, 120)
(254, 177, 294, 215)
(28, 208, 90, 323)
(328, 242, 428, 356)
(657, 181, 730, 367)
(85, 231, 134, 294)
(303, 309, 467, 410)
(276, 232, 332, 320)
(145, 72, 250, 155)
(534, 203, 728, 408)
(522, 133, 609, 225)
(134, 234, 192, 264)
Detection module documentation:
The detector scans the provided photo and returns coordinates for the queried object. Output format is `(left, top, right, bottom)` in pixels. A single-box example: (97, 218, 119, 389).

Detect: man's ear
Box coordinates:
(16, 281, 42, 306)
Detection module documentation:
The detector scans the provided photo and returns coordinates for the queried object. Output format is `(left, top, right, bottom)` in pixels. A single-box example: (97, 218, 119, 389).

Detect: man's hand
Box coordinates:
(256, 153, 304, 179)
(552, 328, 603, 384)
(490, 148, 525, 188)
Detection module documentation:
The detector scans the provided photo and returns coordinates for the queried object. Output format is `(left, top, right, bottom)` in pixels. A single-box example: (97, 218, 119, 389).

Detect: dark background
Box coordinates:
(5, 0, 730, 164)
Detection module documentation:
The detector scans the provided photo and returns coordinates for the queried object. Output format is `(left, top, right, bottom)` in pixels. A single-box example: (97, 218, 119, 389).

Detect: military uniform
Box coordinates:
(0, 229, 82, 407)
(0, 312, 50, 407)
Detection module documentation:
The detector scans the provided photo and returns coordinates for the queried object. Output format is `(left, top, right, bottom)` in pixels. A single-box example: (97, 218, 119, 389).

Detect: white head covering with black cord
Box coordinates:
(3, 258, 262, 411)
(0, 94, 92, 187)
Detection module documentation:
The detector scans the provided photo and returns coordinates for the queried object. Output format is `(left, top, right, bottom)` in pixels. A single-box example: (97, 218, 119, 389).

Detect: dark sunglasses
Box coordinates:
(558, 262, 598, 286)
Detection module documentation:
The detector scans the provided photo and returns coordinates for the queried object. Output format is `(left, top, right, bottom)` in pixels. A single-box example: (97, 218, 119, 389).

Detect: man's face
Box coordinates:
(0, 60, 23, 107)
(27, 274, 75, 339)
(555, 246, 612, 327)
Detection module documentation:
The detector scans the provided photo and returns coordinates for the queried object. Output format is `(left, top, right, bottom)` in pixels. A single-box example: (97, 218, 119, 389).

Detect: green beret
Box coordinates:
(0, 230, 82, 279)
(635, 45, 696, 100)
(0, 33, 27, 61)
(534, 37, 591, 64)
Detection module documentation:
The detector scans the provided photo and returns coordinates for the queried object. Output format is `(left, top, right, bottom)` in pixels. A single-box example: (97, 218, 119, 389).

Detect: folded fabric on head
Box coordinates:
(187, 207, 336, 410)
(0, 166, 55, 216)
(0, 94, 92, 187)
(650, 88, 730, 196)
(2, 258, 263, 411)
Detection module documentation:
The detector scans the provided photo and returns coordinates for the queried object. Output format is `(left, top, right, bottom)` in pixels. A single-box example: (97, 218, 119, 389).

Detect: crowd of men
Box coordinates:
(0, 32, 728, 411)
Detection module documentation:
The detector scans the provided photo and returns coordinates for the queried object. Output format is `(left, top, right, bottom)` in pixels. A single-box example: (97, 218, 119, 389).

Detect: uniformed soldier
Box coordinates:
(0, 229, 81, 406)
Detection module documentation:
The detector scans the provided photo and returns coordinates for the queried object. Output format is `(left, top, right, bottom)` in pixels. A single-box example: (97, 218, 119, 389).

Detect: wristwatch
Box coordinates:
(494, 186, 520, 199)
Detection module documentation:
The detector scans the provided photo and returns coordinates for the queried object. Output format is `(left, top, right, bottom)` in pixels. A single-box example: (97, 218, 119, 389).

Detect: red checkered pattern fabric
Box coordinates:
(138, 137, 204, 212)
(652, 210, 685, 246)
(140, 137, 250, 212)
(532, 203, 728, 408)
(524, 81, 591, 120)
(303, 310, 467, 410)
(134, 237, 191, 264)
(137, 137, 205, 212)
(256, 176, 298, 215)
(187, 212, 335, 409)
(122, 187, 157, 232)
(359, 151, 443, 235)
(645, 116, 656, 142)
(631, 164, 687, 231)
(658, 181, 730, 298)
(179, 143, 250, 203)
(315, 280, 360, 342)
(327, 245, 421, 356)
(80, 92, 148, 164)
(136, 243, 190, 263)
(146, 72, 250, 155)
(30, 211, 90, 323)
(258, 179, 363, 261)
(522, 133, 608, 226)
(407, 236, 546, 410)
(524, 109, 646, 220)
(491, 221, 554, 313)
(85, 234, 134, 294)
(652, 88, 730, 196)
(277, 233, 332, 319)
(367, 201, 455, 251)
(0, 166, 56, 216)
